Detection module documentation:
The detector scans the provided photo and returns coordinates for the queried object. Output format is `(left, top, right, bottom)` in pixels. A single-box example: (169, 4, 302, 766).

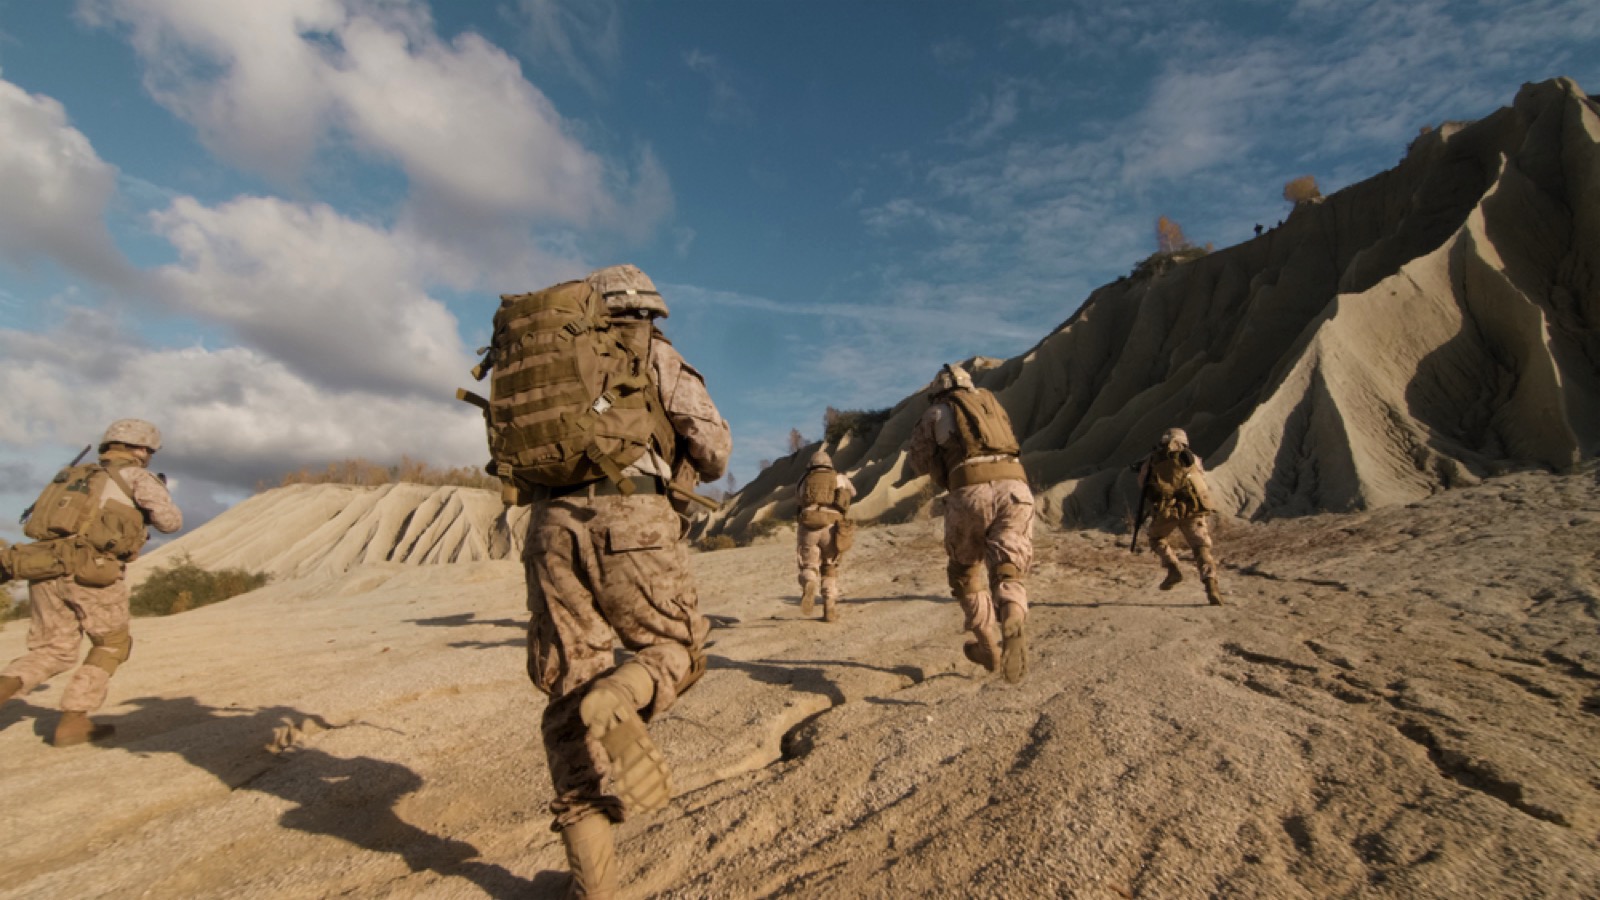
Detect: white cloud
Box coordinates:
(512, 0, 621, 96)
(80, 0, 670, 235)
(0, 312, 485, 491)
(0, 78, 138, 283)
(148, 195, 474, 398)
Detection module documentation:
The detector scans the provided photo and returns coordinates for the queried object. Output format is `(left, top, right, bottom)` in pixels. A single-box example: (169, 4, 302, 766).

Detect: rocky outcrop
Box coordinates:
(707, 78, 1600, 537)
(131, 482, 529, 582)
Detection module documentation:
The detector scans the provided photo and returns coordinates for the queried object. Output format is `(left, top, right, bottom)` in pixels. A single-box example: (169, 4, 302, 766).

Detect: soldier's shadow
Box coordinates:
(95, 696, 550, 898)
(407, 612, 525, 650)
(707, 655, 846, 706)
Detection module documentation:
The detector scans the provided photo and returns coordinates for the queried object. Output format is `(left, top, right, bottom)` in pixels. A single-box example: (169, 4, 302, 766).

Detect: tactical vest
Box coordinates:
(939, 389, 1026, 489)
(1143, 449, 1212, 517)
(21, 460, 149, 561)
(461, 280, 676, 502)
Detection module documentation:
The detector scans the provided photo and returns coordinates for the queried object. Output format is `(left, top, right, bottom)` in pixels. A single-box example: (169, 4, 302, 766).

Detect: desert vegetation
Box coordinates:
(129, 555, 271, 617)
(823, 406, 893, 444)
(262, 455, 498, 492)
(1283, 174, 1323, 204)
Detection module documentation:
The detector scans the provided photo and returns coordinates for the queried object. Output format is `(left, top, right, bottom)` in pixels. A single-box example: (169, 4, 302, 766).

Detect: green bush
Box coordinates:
(131, 555, 271, 617)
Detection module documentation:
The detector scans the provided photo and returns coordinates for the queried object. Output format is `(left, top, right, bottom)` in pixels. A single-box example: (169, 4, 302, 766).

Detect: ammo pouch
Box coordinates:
(949, 457, 1027, 490)
(797, 506, 839, 529)
(834, 518, 857, 554)
(82, 499, 148, 561)
(2, 540, 73, 583)
(70, 540, 124, 588)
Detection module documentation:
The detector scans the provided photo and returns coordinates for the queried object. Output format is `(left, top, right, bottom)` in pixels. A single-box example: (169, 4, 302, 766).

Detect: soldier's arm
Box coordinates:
(128, 468, 183, 533)
(654, 340, 732, 483)
(906, 411, 938, 477)
(835, 475, 855, 512)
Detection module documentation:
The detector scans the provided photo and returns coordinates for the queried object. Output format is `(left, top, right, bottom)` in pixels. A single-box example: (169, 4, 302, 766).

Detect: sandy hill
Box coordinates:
(708, 78, 1600, 540)
(130, 483, 528, 584)
(2, 466, 1598, 896)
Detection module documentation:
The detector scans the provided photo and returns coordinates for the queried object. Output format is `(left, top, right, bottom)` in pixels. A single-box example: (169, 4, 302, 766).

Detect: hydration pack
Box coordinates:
(1143, 449, 1211, 517)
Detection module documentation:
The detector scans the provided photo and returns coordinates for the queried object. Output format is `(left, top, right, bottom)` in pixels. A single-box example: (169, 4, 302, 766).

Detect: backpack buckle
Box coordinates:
(591, 392, 615, 415)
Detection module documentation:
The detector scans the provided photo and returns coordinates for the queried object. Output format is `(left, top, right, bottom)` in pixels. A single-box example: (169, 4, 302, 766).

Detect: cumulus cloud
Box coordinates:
(0, 78, 138, 283)
(148, 195, 474, 398)
(0, 311, 485, 492)
(80, 0, 670, 235)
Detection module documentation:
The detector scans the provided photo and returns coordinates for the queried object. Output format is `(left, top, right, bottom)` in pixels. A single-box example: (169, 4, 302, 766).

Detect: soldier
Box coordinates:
(794, 448, 855, 622)
(907, 363, 1033, 684)
(0, 419, 182, 745)
(521, 265, 731, 898)
(1138, 427, 1223, 605)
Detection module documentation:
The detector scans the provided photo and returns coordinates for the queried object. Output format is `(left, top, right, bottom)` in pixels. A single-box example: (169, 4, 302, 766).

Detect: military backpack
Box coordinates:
(460, 280, 675, 502)
(945, 389, 1021, 460)
(4, 461, 150, 586)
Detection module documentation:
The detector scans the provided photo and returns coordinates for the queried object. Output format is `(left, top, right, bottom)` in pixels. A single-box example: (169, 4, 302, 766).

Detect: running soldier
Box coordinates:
(794, 448, 855, 622)
(0, 419, 182, 745)
(1137, 427, 1223, 605)
(907, 363, 1033, 684)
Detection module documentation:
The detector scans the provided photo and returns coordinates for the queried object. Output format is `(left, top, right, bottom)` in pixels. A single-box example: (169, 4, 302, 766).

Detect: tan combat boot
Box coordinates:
(561, 813, 619, 899)
(799, 581, 818, 617)
(1000, 604, 1028, 685)
(1159, 564, 1183, 590)
(0, 675, 22, 705)
(54, 711, 115, 747)
(822, 596, 839, 623)
(580, 663, 671, 813)
(1204, 577, 1224, 606)
(962, 625, 1002, 673)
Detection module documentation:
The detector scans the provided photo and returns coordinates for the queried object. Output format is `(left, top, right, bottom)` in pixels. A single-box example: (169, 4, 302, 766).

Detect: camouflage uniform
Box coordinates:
(907, 366, 1033, 682)
(2, 446, 182, 715)
(1138, 428, 1223, 604)
(525, 334, 731, 831)
(795, 454, 854, 621)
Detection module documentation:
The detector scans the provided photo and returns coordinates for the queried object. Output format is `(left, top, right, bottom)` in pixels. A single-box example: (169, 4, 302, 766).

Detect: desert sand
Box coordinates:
(3, 467, 1598, 898)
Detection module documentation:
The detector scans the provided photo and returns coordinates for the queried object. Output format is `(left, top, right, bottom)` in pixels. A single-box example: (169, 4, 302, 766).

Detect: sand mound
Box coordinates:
(708, 78, 1600, 539)
(130, 483, 529, 583)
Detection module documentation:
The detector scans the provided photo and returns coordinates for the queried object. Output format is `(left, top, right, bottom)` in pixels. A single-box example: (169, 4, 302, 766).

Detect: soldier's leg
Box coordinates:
(1181, 517, 1223, 605)
(945, 495, 1000, 672)
(1, 578, 87, 702)
(986, 481, 1034, 684)
(796, 526, 823, 616)
(60, 581, 131, 713)
(819, 526, 842, 622)
(1146, 518, 1185, 589)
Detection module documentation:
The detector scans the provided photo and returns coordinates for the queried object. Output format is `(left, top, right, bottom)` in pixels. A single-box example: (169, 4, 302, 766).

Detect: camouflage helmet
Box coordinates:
(588, 264, 669, 318)
(1159, 427, 1190, 450)
(102, 418, 162, 452)
(932, 363, 974, 394)
(808, 449, 833, 469)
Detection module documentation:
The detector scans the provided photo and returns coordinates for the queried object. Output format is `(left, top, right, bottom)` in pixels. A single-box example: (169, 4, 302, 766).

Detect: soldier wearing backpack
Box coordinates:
(463, 264, 730, 898)
(0, 419, 182, 746)
(1137, 428, 1223, 605)
(794, 448, 855, 622)
(907, 363, 1033, 684)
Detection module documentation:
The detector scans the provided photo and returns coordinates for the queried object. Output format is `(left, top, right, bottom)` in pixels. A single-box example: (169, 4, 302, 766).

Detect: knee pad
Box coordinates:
(85, 629, 132, 675)
(994, 562, 1023, 584)
(946, 560, 984, 598)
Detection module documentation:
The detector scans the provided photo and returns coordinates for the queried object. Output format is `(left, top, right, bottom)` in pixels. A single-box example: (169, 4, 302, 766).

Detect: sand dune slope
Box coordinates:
(3, 467, 1598, 897)
(709, 77, 1600, 538)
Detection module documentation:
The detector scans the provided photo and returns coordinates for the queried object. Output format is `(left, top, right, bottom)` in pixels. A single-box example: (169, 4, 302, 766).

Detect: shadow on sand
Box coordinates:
(88, 696, 551, 898)
(408, 612, 525, 650)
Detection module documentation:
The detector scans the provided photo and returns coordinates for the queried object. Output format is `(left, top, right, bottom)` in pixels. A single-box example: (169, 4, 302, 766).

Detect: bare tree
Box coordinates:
(1283, 175, 1323, 205)
(1156, 215, 1192, 253)
(788, 428, 805, 454)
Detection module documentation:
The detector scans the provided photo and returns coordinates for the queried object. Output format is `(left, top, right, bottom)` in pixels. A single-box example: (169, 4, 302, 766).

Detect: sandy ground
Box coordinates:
(2, 468, 1598, 898)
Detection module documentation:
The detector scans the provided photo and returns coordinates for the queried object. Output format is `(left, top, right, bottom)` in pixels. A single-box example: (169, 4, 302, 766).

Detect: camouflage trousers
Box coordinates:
(944, 479, 1034, 635)
(524, 492, 709, 830)
(1148, 515, 1217, 579)
(796, 517, 844, 601)
(1, 575, 132, 712)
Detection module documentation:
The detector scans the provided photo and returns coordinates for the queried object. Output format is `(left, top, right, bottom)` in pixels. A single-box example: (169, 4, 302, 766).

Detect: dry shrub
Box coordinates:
(824, 406, 893, 444)
(1283, 175, 1323, 204)
(1156, 216, 1192, 253)
(130, 555, 271, 617)
(696, 534, 738, 552)
(270, 455, 498, 492)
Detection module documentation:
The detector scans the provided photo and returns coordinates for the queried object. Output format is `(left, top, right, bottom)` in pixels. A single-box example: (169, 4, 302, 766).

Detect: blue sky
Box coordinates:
(1, 0, 1596, 539)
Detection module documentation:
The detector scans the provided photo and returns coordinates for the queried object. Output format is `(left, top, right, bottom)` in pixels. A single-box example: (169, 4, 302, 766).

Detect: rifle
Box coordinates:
(1129, 460, 1148, 554)
(19, 444, 93, 526)
(667, 455, 719, 516)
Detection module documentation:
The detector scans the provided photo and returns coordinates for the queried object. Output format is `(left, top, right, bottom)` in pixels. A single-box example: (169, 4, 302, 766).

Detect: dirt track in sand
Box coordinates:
(2, 468, 1599, 898)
